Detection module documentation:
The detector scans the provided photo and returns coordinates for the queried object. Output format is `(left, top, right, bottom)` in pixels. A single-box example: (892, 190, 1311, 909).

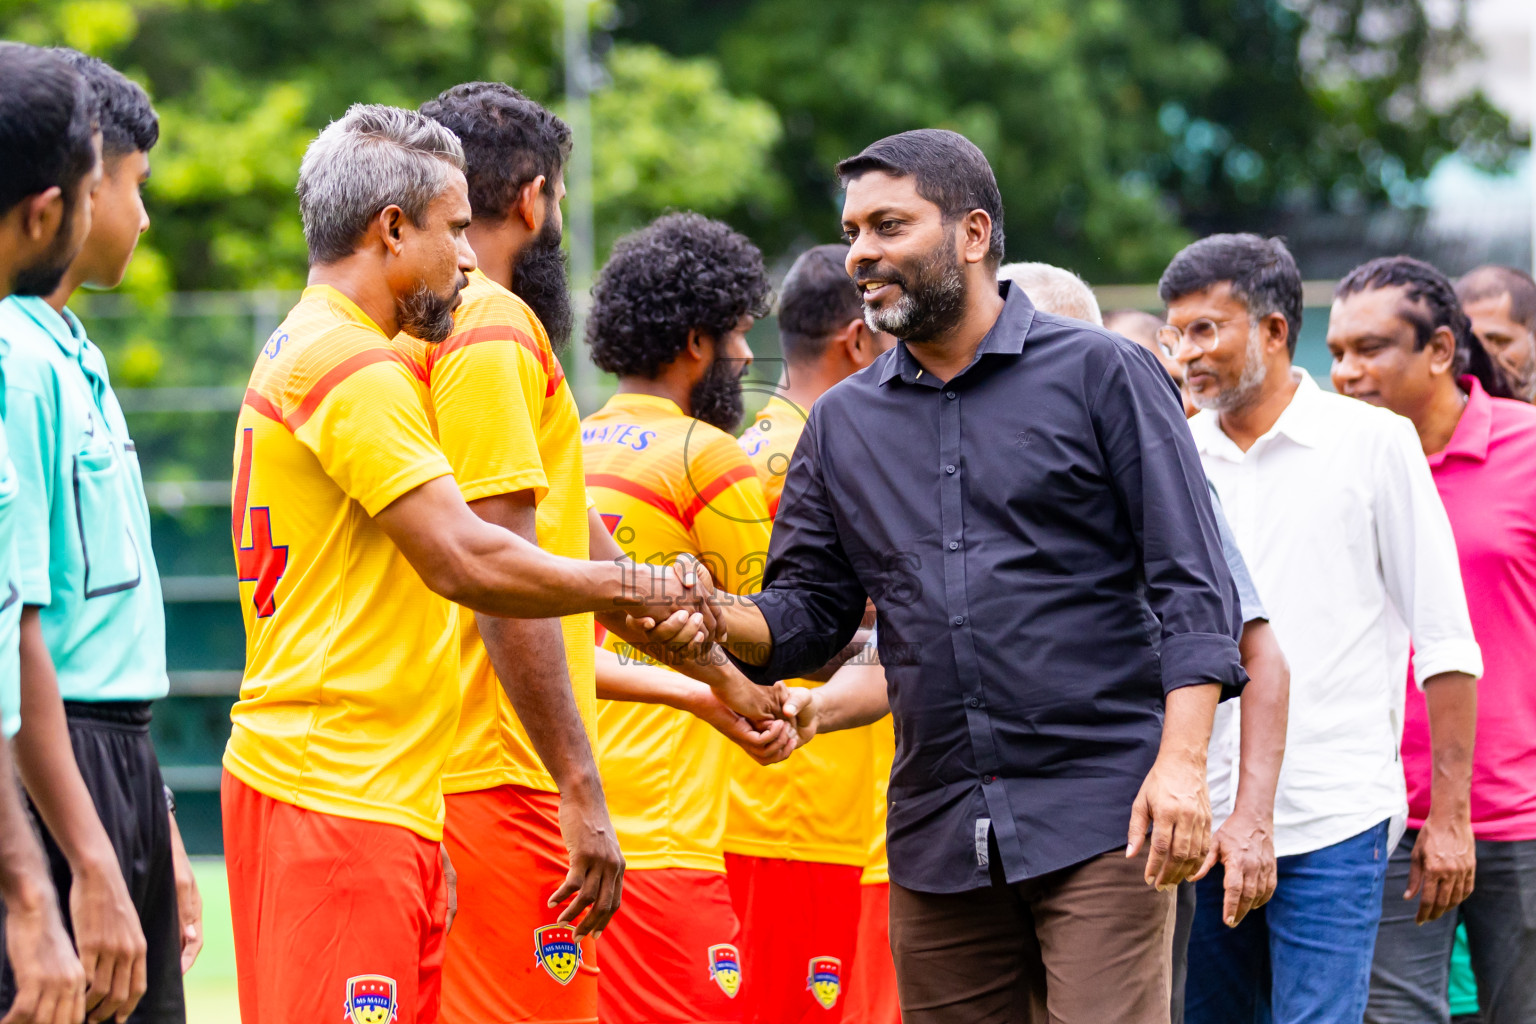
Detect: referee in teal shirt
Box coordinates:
(0, 53, 196, 1023)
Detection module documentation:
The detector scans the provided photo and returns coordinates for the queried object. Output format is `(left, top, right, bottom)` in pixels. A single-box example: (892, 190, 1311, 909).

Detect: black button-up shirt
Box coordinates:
(735, 283, 1247, 894)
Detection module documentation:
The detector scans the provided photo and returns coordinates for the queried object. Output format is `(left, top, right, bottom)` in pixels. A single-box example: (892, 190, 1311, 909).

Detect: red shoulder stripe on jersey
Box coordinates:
(768, 493, 780, 520)
(242, 389, 285, 426)
(679, 463, 759, 530)
(431, 324, 554, 380)
(288, 348, 426, 430)
(585, 472, 684, 526)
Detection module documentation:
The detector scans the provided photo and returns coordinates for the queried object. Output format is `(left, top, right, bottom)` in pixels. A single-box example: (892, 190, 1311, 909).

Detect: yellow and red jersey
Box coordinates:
(409, 270, 595, 797)
(725, 396, 875, 865)
(861, 717, 895, 885)
(583, 393, 772, 872)
(225, 285, 458, 841)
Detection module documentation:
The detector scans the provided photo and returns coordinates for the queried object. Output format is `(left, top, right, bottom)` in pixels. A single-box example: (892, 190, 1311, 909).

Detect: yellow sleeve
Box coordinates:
(686, 433, 773, 596)
(291, 351, 453, 517)
(431, 327, 548, 505)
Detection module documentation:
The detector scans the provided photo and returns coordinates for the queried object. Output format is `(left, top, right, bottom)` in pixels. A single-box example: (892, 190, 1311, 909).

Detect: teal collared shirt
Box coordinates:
(0, 296, 167, 702)
(0, 340, 22, 736)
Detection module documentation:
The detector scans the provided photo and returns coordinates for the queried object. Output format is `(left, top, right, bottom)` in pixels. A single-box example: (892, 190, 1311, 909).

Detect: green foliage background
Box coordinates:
(0, 0, 1525, 296)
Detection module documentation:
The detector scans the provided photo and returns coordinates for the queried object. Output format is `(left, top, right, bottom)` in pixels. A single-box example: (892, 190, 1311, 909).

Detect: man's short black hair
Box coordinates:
(421, 82, 571, 222)
(1456, 265, 1536, 331)
(0, 42, 98, 216)
(588, 212, 772, 379)
(1158, 233, 1304, 357)
(836, 129, 1005, 267)
(778, 244, 862, 365)
(1337, 255, 1514, 400)
(53, 49, 157, 159)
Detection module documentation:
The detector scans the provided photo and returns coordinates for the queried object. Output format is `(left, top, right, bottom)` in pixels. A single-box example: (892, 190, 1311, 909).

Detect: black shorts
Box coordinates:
(0, 700, 185, 1022)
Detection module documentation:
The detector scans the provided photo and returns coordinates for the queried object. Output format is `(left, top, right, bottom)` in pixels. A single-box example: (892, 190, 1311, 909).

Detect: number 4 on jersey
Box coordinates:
(233, 427, 288, 617)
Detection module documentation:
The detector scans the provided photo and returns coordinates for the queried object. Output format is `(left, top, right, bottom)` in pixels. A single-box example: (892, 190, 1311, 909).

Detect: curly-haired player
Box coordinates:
(581, 212, 776, 1024)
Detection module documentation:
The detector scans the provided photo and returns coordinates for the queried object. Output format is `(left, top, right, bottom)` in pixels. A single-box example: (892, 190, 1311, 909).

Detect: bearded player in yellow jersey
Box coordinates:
(582, 212, 788, 1024)
(223, 106, 712, 1024)
(727, 245, 894, 1024)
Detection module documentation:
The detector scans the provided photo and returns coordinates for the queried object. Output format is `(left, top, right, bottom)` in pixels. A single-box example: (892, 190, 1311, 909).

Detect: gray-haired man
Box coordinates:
(221, 104, 709, 1024)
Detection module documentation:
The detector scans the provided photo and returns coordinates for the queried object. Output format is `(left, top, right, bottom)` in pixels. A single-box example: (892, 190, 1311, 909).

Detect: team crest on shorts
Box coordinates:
(534, 923, 582, 985)
(708, 943, 742, 998)
(343, 974, 397, 1024)
(807, 956, 842, 1009)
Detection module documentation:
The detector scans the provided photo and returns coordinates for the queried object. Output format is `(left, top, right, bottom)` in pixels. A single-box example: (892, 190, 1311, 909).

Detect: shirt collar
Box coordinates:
(602, 392, 685, 418)
(877, 280, 1035, 387)
(10, 296, 87, 360)
(1429, 376, 1492, 468)
(303, 284, 387, 336)
(1192, 367, 1329, 458)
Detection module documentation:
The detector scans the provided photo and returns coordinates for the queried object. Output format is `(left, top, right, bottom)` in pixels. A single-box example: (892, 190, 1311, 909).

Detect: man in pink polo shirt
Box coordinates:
(1327, 254, 1535, 1024)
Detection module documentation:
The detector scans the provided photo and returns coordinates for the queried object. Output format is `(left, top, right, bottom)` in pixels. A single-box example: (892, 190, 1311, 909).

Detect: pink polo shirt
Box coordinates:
(1404, 377, 1536, 839)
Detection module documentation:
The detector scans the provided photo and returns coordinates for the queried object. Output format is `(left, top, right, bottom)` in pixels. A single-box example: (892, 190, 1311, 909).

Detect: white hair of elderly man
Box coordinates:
(998, 261, 1103, 326)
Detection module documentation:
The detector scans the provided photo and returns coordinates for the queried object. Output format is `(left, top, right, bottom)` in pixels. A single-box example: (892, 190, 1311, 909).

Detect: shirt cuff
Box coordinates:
(1411, 640, 1483, 689)
(1160, 631, 1247, 700)
(724, 591, 813, 686)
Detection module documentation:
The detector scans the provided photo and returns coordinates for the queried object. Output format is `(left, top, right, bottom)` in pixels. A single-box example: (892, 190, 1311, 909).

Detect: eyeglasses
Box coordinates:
(1155, 318, 1236, 358)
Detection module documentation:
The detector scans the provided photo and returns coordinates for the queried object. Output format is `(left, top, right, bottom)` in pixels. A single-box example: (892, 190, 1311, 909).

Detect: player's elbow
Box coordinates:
(409, 532, 486, 607)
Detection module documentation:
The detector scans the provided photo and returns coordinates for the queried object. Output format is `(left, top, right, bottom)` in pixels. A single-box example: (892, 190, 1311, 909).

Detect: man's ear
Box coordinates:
(515, 176, 547, 232)
(1426, 325, 1457, 375)
(22, 187, 65, 242)
(376, 204, 409, 257)
(833, 318, 869, 367)
(685, 327, 710, 363)
(960, 209, 992, 266)
(1262, 312, 1291, 356)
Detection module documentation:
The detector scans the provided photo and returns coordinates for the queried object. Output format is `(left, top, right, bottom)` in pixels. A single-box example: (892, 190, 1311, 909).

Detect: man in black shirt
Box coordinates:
(695, 130, 1247, 1023)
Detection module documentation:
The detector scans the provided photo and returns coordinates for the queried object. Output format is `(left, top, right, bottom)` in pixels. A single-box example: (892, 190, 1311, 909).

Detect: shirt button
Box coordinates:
(953, 615, 965, 626)
(945, 391, 957, 400)
(948, 540, 959, 550)
(945, 464, 956, 474)
(968, 696, 981, 708)
(982, 774, 995, 785)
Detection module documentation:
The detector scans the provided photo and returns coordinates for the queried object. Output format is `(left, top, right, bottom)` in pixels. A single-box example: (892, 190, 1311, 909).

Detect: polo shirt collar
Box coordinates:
(302, 284, 387, 336)
(603, 392, 685, 417)
(1429, 376, 1492, 468)
(878, 280, 1035, 387)
(11, 296, 87, 360)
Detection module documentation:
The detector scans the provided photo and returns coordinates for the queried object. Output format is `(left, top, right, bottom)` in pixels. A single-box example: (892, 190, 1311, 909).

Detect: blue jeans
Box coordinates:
(1186, 820, 1391, 1024)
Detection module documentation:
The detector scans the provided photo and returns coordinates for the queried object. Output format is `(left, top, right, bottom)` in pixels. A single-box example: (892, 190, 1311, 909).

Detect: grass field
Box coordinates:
(185, 859, 239, 1022)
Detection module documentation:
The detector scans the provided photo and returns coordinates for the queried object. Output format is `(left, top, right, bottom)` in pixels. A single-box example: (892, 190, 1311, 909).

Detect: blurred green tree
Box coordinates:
(618, 0, 1526, 281)
(0, 0, 781, 296)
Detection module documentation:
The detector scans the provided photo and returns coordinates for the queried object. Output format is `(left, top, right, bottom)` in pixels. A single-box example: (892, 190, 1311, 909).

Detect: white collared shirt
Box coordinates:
(1191, 370, 1482, 857)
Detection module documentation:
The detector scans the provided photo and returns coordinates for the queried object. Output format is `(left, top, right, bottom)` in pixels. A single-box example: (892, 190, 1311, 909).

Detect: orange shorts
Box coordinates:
(222, 770, 447, 1024)
(843, 883, 900, 1024)
(440, 785, 599, 1024)
(598, 867, 742, 1024)
(724, 853, 862, 1023)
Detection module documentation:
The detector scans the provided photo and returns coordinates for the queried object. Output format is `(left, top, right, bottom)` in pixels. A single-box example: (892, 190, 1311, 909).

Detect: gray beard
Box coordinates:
(1190, 325, 1269, 413)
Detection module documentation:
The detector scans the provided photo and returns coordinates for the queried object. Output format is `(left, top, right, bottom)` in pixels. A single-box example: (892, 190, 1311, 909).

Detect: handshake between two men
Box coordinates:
(616, 555, 1247, 911)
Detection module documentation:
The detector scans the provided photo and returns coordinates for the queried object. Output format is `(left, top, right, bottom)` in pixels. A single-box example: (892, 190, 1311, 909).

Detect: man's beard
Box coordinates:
(398, 279, 461, 344)
(858, 231, 967, 343)
(11, 216, 80, 297)
(1189, 325, 1268, 413)
(690, 355, 747, 433)
(511, 213, 573, 355)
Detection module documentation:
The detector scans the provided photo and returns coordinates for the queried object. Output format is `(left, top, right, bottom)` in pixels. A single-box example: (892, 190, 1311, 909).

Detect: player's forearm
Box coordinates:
(15, 611, 118, 878)
(1422, 671, 1477, 822)
(807, 662, 890, 734)
(1158, 683, 1221, 769)
(452, 527, 634, 618)
(1230, 620, 1288, 823)
(0, 734, 60, 916)
(478, 613, 604, 798)
(593, 646, 706, 712)
(720, 599, 773, 664)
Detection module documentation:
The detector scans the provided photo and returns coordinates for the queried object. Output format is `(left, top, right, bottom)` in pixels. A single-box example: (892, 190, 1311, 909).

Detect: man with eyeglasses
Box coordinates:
(1159, 234, 1482, 1024)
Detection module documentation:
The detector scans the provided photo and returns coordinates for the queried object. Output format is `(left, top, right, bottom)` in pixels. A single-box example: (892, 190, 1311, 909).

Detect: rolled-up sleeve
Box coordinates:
(1374, 415, 1483, 687)
(1091, 342, 1247, 697)
(730, 410, 867, 685)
